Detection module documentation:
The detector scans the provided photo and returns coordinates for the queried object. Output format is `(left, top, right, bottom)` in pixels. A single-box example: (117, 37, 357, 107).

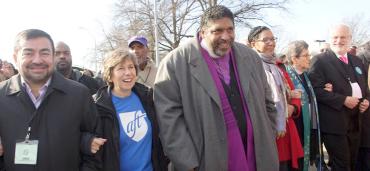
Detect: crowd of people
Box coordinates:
(0, 5, 369, 171)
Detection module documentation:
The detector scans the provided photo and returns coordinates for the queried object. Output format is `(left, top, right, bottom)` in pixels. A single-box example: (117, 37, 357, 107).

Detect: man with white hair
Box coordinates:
(309, 24, 370, 170)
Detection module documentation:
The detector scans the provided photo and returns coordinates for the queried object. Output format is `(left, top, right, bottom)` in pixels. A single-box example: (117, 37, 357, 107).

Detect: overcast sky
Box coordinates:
(0, 0, 114, 71)
(0, 0, 369, 71)
(237, 0, 370, 52)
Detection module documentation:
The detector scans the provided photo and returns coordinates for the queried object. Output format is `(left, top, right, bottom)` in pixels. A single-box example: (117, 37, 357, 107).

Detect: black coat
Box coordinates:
(94, 83, 168, 171)
(308, 50, 370, 147)
(71, 70, 100, 95)
(0, 73, 100, 171)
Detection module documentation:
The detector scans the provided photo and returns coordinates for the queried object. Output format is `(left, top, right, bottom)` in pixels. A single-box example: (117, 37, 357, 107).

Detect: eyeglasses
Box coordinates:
(256, 37, 277, 43)
(298, 53, 311, 58)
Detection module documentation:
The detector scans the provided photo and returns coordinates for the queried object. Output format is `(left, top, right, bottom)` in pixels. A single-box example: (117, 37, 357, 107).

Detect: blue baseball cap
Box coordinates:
(128, 35, 148, 47)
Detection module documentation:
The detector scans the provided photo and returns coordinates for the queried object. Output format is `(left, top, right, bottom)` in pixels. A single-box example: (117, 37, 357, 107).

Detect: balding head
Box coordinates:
(329, 24, 352, 55)
(55, 41, 73, 77)
(55, 41, 70, 52)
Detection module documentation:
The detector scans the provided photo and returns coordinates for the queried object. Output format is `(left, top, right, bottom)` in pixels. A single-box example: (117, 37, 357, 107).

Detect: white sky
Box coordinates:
(0, 0, 114, 71)
(1, 0, 369, 71)
(236, 0, 370, 52)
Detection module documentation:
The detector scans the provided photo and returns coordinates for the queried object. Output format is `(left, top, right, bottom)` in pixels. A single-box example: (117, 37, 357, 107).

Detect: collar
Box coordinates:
(94, 83, 151, 113)
(21, 76, 52, 91)
(335, 52, 348, 58)
(6, 72, 68, 96)
(145, 58, 155, 68)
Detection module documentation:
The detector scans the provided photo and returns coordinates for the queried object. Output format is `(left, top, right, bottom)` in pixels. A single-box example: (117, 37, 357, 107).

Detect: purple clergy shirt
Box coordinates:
(200, 40, 256, 171)
(212, 53, 231, 85)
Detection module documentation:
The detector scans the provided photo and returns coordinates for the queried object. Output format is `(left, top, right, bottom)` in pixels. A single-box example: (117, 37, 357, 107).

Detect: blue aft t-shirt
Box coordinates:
(112, 92, 153, 171)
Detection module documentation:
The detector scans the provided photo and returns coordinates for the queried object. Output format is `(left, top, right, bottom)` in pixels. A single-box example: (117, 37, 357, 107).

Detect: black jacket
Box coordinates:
(0, 73, 99, 171)
(308, 50, 370, 138)
(71, 69, 100, 95)
(94, 83, 168, 171)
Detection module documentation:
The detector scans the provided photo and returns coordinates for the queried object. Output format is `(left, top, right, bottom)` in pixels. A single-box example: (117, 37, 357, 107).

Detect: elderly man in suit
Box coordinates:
(154, 5, 278, 171)
(309, 24, 370, 171)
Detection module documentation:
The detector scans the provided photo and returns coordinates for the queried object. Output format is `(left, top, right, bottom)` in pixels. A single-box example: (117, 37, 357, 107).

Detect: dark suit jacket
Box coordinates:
(0, 72, 100, 171)
(70, 69, 100, 95)
(308, 50, 370, 141)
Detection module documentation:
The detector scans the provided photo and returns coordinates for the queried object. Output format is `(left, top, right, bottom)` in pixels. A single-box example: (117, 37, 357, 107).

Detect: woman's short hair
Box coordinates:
(247, 26, 271, 45)
(286, 40, 309, 64)
(102, 48, 138, 87)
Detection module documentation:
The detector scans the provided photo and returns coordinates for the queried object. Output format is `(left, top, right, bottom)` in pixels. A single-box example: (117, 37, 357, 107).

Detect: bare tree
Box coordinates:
(197, 0, 288, 27)
(98, 0, 291, 62)
(343, 14, 370, 46)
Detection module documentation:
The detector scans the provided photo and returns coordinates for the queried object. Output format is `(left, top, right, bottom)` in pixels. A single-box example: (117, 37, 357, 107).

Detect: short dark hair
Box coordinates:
(14, 29, 55, 53)
(200, 5, 234, 30)
(247, 26, 271, 44)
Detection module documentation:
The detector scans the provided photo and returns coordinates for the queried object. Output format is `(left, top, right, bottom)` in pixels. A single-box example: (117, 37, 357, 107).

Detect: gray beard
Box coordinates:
(200, 39, 221, 58)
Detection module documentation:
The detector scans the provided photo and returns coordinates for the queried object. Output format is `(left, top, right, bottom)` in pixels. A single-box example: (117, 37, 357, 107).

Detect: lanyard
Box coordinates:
(25, 109, 39, 142)
(21, 83, 51, 142)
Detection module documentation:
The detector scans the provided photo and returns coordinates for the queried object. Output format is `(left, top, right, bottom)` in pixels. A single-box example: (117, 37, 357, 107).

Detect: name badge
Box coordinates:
(14, 140, 38, 165)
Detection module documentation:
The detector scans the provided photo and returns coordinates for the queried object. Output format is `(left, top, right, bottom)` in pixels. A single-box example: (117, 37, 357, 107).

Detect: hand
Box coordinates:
(324, 83, 333, 92)
(344, 96, 360, 109)
(290, 89, 302, 99)
(359, 99, 369, 113)
(91, 138, 107, 154)
(287, 104, 295, 117)
(276, 130, 286, 139)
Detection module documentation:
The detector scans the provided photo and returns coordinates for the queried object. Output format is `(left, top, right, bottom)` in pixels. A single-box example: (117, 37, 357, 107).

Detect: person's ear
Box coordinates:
(200, 27, 207, 38)
(250, 41, 256, 48)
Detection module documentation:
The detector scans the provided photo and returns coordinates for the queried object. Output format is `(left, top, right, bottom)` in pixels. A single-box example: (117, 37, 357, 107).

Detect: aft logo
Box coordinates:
(119, 110, 148, 142)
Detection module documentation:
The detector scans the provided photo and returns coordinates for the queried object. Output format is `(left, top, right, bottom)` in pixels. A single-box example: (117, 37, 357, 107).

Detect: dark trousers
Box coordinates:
(322, 131, 360, 171)
(356, 147, 370, 171)
(279, 160, 298, 171)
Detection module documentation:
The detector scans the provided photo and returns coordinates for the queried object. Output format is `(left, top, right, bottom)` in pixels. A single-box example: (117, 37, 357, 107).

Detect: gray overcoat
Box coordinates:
(154, 38, 279, 171)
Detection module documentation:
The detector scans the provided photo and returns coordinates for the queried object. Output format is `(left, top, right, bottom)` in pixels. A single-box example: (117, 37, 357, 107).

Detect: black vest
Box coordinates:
(220, 61, 248, 147)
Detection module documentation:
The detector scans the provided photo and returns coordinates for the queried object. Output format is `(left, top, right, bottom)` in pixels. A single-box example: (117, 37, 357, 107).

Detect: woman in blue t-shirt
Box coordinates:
(94, 48, 168, 171)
